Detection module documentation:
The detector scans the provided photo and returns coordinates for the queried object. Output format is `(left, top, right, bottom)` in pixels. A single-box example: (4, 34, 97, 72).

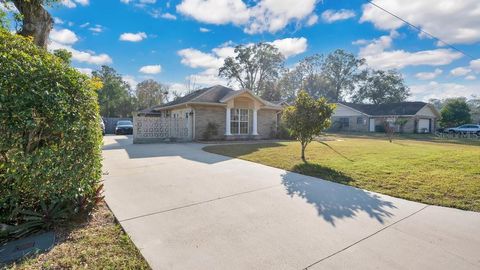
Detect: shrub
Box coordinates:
(202, 122, 219, 140)
(0, 30, 103, 237)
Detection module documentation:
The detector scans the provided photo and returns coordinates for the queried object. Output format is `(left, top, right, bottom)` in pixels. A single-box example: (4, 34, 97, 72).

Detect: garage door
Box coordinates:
(418, 119, 430, 133)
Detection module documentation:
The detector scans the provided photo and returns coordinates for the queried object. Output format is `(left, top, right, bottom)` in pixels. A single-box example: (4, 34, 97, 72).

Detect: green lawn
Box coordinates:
(204, 136, 480, 211)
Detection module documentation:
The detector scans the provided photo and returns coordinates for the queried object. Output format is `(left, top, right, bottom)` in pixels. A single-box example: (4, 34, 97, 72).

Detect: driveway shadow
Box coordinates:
(281, 171, 396, 226)
(102, 136, 231, 164)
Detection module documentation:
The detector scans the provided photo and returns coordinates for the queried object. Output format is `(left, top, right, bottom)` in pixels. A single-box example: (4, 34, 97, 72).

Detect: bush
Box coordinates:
(202, 122, 219, 140)
(0, 30, 103, 237)
(274, 122, 293, 139)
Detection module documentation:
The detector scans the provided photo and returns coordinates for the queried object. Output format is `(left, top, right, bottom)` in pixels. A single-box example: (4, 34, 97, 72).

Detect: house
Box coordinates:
(331, 102, 440, 133)
(135, 85, 283, 142)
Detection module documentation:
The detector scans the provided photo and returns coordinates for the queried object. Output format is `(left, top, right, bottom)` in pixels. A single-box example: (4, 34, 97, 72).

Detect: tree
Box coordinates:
(93, 66, 136, 117)
(352, 69, 410, 104)
(219, 42, 284, 96)
(136, 79, 168, 109)
(440, 98, 472, 127)
(1, 29, 102, 232)
(322, 49, 365, 102)
(53, 49, 72, 65)
(282, 91, 335, 160)
(467, 96, 480, 124)
(2, 0, 58, 48)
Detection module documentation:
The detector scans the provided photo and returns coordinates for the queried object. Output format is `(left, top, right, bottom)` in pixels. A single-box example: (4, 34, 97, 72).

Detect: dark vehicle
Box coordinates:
(115, 120, 133, 135)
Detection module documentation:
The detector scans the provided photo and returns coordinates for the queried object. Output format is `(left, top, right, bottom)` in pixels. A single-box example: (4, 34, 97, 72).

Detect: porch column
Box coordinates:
(252, 109, 259, 135)
(225, 107, 231, 135)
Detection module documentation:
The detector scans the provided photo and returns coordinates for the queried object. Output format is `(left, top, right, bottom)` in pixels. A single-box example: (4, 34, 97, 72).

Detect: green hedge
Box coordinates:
(0, 30, 103, 228)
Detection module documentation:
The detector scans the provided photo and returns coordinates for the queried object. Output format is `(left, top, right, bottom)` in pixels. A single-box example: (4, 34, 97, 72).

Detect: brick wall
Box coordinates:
(258, 109, 278, 138)
(193, 105, 226, 140)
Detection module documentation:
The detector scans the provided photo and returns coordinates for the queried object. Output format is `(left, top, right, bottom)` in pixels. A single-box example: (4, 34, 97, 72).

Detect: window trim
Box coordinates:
(230, 108, 249, 135)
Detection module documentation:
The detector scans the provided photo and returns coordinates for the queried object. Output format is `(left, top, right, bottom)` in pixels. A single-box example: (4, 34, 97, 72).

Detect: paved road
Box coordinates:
(103, 135, 480, 270)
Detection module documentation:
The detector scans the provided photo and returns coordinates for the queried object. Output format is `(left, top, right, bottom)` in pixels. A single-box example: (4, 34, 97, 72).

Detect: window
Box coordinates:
(231, 108, 249, 134)
(356, 117, 364, 125)
(339, 117, 349, 128)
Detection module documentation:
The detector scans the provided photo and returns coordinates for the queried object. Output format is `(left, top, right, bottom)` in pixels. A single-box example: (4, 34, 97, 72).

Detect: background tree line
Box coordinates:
(219, 43, 410, 104)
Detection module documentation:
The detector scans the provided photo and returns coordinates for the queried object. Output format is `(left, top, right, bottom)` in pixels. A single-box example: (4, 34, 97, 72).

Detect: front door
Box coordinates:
(369, 118, 375, 132)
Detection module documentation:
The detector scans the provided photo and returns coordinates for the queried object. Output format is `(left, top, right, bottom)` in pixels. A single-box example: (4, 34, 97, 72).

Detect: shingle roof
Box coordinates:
(139, 85, 235, 113)
(340, 102, 428, 116)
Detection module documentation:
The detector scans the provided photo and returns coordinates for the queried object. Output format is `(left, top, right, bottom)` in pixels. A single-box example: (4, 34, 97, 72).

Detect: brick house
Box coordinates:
(331, 102, 440, 133)
(135, 85, 283, 142)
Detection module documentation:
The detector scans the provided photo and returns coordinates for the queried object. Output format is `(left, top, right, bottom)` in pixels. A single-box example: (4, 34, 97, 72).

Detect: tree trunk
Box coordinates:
(301, 142, 306, 160)
(13, 0, 53, 48)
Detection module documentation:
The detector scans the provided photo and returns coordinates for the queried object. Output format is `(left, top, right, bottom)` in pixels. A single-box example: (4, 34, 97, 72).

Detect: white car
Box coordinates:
(445, 124, 480, 135)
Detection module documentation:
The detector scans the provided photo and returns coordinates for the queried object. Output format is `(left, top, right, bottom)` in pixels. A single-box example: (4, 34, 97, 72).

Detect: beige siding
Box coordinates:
(333, 104, 364, 117)
(331, 116, 368, 132)
(416, 105, 438, 118)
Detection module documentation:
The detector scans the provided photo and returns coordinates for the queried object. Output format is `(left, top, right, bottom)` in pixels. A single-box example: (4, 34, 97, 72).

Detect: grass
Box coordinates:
(204, 135, 480, 212)
(6, 203, 150, 270)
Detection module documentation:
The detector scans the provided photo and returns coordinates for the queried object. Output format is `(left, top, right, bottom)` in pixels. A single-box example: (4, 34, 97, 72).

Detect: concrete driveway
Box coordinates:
(102, 135, 480, 270)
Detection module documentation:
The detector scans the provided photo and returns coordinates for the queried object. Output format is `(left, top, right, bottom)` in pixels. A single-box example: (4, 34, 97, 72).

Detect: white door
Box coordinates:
(369, 118, 375, 132)
(418, 119, 430, 133)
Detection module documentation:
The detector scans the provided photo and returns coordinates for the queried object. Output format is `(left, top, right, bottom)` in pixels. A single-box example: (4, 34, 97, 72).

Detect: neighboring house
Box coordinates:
(136, 85, 283, 141)
(331, 102, 440, 133)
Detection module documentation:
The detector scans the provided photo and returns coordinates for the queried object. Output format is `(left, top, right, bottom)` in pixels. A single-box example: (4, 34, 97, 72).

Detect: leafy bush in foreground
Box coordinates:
(0, 30, 103, 239)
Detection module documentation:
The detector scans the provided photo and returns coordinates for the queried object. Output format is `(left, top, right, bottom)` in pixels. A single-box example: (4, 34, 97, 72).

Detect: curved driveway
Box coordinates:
(103, 135, 480, 270)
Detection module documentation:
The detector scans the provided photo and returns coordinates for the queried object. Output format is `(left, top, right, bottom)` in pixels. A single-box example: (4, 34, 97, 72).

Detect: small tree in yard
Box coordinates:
(282, 91, 335, 160)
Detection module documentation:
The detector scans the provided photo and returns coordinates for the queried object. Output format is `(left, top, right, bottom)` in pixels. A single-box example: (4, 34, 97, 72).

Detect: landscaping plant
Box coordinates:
(282, 91, 335, 159)
(0, 29, 103, 242)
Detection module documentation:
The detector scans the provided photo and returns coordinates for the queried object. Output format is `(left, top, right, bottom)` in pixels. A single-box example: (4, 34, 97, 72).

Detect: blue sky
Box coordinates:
(41, 0, 479, 100)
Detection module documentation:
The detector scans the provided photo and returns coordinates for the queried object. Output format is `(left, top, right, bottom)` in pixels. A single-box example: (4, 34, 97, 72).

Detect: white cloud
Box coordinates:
(75, 0, 89, 6)
(199, 27, 211, 32)
(150, 9, 177, 20)
(61, 0, 89, 8)
(465, 75, 476, 81)
(61, 0, 77, 8)
(49, 29, 78, 45)
(321, 9, 355, 23)
(54, 17, 64, 24)
(410, 81, 479, 101)
(119, 32, 147, 42)
(176, 0, 318, 34)
(469, 59, 480, 73)
(268, 37, 308, 58)
(357, 32, 463, 70)
(79, 22, 90, 28)
(352, 39, 368, 45)
(140, 0, 156, 3)
(76, 67, 93, 75)
(139, 65, 162, 74)
(123, 75, 138, 89)
(450, 67, 471, 77)
(360, 0, 480, 45)
(178, 48, 224, 69)
(49, 41, 112, 65)
(161, 13, 177, 20)
(177, 0, 249, 25)
(306, 14, 318, 26)
(245, 0, 318, 34)
(120, 0, 131, 3)
(415, 68, 442, 80)
(88, 25, 104, 33)
(186, 68, 230, 86)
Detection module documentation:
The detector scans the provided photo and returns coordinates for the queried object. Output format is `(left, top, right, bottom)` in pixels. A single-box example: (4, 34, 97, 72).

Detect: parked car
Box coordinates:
(100, 118, 105, 135)
(115, 120, 133, 135)
(444, 124, 480, 135)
